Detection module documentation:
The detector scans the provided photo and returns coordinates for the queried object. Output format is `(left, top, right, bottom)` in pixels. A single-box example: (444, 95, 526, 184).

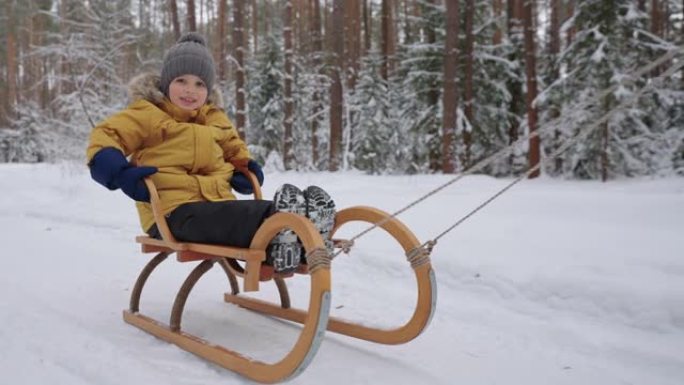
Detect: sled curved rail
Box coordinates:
(225, 205, 437, 345)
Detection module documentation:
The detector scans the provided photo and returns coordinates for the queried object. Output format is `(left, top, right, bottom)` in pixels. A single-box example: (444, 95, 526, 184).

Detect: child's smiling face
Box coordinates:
(168, 74, 208, 111)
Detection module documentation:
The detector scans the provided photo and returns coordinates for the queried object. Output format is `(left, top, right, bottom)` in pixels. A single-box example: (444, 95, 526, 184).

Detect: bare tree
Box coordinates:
(523, 0, 540, 178)
(329, 0, 344, 171)
(442, 0, 459, 173)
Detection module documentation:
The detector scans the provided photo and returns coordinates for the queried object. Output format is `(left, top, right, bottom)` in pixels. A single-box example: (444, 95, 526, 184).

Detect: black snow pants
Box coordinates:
(147, 200, 275, 248)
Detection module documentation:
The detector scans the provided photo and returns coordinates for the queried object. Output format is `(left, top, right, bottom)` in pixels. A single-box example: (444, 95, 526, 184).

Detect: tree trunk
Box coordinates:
(651, 0, 661, 36)
(493, 0, 503, 45)
(264, 0, 271, 36)
(35, 2, 50, 109)
(550, 0, 562, 173)
(401, 0, 411, 43)
(380, 0, 395, 80)
(325, 0, 332, 51)
(442, 0, 459, 174)
(187, 0, 197, 31)
(233, 0, 246, 136)
(462, 0, 474, 168)
(506, 0, 524, 170)
(217, 0, 227, 81)
(565, 0, 575, 46)
(169, 0, 181, 40)
(298, 0, 308, 53)
(252, 0, 259, 54)
(344, 0, 361, 88)
(6, 0, 18, 119)
(523, 0, 540, 178)
(425, 0, 441, 171)
(329, 0, 344, 171)
(664, 1, 670, 39)
(638, 0, 646, 11)
(600, 92, 610, 182)
(362, 0, 371, 55)
(549, 0, 560, 61)
(283, 0, 295, 168)
(311, 0, 323, 167)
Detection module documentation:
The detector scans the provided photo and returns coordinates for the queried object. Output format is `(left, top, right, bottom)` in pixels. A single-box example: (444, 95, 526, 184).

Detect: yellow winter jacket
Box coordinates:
(86, 73, 251, 232)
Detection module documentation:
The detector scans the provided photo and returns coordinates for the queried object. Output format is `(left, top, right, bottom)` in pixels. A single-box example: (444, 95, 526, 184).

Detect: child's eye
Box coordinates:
(195, 81, 206, 88)
(175, 78, 186, 83)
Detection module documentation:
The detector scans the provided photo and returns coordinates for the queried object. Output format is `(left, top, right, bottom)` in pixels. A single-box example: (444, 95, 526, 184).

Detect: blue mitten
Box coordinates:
(115, 165, 158, 202)
(89, 147, 128, 190)
(230, 159, 264, 195)
(89, 147, 158, 202)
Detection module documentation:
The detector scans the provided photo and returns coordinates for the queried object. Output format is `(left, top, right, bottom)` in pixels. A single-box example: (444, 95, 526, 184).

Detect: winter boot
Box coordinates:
(266, 184, 306, 273)
(304, 185, 336, 255)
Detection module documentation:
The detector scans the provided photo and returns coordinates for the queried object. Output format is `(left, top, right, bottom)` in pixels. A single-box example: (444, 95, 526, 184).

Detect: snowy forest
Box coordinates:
(0, 0, 683, 179)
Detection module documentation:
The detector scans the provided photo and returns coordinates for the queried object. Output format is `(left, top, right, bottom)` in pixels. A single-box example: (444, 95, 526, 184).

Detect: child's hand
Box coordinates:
(89, 147, 158, 202)
(115, 166, 158, 202)
(230, 160, 264, 194)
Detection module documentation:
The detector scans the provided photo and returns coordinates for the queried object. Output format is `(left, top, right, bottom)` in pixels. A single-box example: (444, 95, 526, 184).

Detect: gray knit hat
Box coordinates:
(160, 32, 216, 96)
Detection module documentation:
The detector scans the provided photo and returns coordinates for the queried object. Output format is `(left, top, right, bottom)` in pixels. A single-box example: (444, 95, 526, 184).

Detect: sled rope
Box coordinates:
(334, 46, 684, 258)
(306, 247, 332, 273)
(406, 240, 435, 268)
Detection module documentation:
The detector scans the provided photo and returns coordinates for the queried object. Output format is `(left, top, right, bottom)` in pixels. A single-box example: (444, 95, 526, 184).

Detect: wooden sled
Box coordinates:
(123, 173, 436, 383)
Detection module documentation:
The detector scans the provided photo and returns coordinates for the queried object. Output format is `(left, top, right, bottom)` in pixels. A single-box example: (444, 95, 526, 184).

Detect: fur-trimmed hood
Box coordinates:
(126, 72, 224, 110)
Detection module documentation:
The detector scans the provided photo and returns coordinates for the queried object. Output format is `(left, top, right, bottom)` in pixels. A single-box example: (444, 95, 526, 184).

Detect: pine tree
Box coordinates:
(350, 53, 408, 174)
(552, 0, 679, 178)
(399, 0, 445, 173)
(247, 32, 284, 165)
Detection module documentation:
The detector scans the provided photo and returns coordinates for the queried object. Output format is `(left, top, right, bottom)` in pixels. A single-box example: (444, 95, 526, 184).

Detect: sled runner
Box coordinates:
(123, 173, 437, 383)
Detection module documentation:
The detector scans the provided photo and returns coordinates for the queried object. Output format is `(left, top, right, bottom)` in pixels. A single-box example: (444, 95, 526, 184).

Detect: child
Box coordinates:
(86, 32, 335, 273)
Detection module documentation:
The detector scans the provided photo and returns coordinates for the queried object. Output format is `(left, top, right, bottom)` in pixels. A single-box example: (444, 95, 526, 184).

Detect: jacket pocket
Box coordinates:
(215, 178, 236, 200)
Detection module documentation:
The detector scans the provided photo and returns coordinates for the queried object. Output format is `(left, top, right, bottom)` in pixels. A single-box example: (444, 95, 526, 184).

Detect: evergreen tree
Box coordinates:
(291, 54, 331, 170)
(350, 52, 410, 174)
(398, 0, 446, 173)
(466, 0, 523, 176)
(551, 0, 676, 179)
(247, 33, 285, 166)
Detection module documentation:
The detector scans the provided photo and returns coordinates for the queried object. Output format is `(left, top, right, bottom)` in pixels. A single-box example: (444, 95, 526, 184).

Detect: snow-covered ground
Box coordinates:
(1, 162, 682, 385)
